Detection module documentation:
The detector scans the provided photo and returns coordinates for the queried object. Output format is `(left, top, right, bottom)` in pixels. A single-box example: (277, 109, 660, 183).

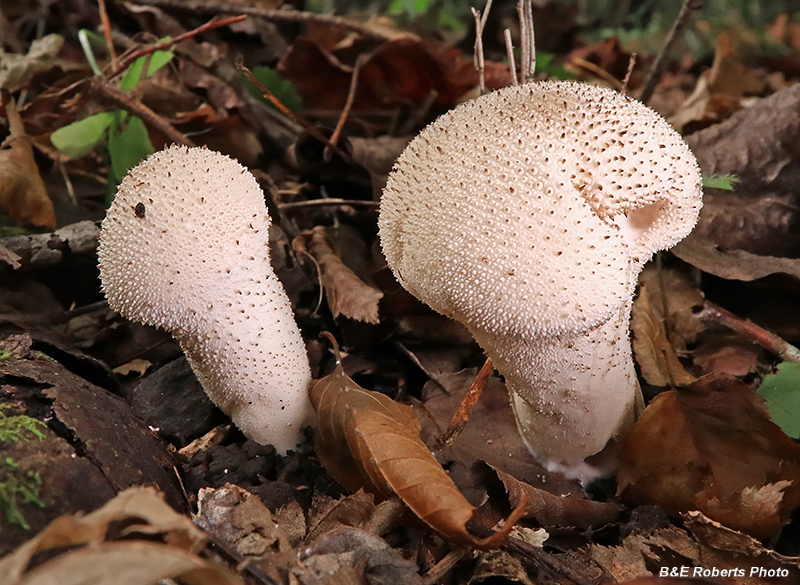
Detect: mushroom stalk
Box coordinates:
(474, 300, 639, 478)
(98, 145, 312, 453)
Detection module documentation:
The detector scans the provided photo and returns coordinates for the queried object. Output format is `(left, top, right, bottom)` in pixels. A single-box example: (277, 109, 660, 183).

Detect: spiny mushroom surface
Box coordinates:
(98, 145, 312, 453)
(379, 81, 702, 480)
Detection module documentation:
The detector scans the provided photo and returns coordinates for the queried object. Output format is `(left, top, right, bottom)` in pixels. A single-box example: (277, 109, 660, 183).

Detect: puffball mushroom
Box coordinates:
(379, 81, 702, 480)
(98, 145, 313, 453)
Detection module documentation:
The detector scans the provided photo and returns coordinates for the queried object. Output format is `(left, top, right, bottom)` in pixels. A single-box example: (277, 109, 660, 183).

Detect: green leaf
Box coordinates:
(757, 361, 800, 439)
(702, 174, 740, 191)
(120, 43, 174, 92)
(50, 112, 115, 157)
(244, 66, 304, 113)
(108, 115, 153, 186)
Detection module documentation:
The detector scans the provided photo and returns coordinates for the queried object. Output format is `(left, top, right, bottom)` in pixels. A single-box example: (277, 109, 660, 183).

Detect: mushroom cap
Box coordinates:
(98, 145, 312, 452)
(99, 145, 274, 332)
(379, 81, 702, 339)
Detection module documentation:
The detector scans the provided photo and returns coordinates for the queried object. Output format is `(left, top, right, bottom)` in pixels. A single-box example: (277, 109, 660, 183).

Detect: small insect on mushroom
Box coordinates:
(379, 81, 702, 481)
(98, 145, 313, 454)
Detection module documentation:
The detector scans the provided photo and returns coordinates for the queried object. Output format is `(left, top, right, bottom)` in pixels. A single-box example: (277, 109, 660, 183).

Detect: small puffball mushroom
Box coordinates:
(379, 81, 702, 480)
(98, 145, 313, 453)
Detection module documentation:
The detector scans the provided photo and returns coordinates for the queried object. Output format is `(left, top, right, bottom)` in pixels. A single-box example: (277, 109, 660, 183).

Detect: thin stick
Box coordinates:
(439, 358, 494, 445)
(235, 58, 352, 164)
(639, 0, 704, 104)
(98, 0, 118, 65)
(472, 9, 485, 93)
(91, 77, 195, 146)
(622, 52, 637, 94)
(110, 14, 247, 78)
(279, 198, 379, 212)
(517, 0, 536, 82)
(504, 29, 518, 87)
(121, 0, 396, 42)
(697, 300, 800, 363)
(327, 53, 368, 161)
(422, 548, 467, 585)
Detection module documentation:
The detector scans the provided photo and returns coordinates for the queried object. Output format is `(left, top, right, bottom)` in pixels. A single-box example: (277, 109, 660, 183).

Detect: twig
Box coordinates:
(98, 0, 118, 65)
(422, 548, 468, 585)
(471, 0, 493, 94)
(517, 0, 536, 82)
(110, 14, 247, 79)
(622, 52, 636, 94)
(327, 53, 368, 161)
(120, 0, 396, 42)
(439, 358, 494, 445)
(235, 58, 352, 164)
(91, 76, 195, 146)
(504, 29, 518, 87)
(697, 300, 800, 363)
(639, 0, 704, 105)
(279, 198, 379, 212)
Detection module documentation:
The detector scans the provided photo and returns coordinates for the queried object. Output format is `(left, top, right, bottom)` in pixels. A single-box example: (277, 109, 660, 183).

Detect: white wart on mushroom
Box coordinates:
(379, 81, 701, 480)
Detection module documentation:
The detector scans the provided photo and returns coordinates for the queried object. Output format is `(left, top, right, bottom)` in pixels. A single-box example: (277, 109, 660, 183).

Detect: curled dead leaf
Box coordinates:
(0, 487, 240, 585)
(309, 343, 525, 549)
(0, 98, 56, 228)
(492, 465, 621, 530)
(631, 277, 698, 387)
(293, 225, 383, 323)
(618, 374, 800, 540)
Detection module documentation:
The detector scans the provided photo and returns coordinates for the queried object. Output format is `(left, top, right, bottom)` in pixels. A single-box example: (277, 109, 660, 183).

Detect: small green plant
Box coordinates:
(0, 459, 44, 531)
(0, 405, 47, 530)
(702, 174, 740, 191)
(758, 362, 800, 439)
(51, 30, 175, 195)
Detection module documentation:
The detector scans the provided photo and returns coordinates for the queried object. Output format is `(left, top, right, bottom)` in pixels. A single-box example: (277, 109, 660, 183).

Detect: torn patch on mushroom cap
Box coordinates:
(379, 81, 702, 339)
(98, 145, 312, 453)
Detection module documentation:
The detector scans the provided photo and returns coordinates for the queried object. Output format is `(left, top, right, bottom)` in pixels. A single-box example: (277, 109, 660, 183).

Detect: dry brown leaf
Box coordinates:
(194, 484, 290, 557)
(682, 510, 800, 584)
(589, 525, 700, 583)
(309, 357, 525, 549)
(0, 242, 22, 269)
(293, 226, 383, 323)
(631, 282, 696, 387)
(0, 487, 236, 585)
(684, 83, 800, 258)
(669, 33, 766, 134)
(618, 374, 800, 540)
(673, 237, 800, 282)
(0, 35, 64, 92)
(0, 98, 55, 227)
(13, 541, 240, 585)
(492, 466, 621, 529)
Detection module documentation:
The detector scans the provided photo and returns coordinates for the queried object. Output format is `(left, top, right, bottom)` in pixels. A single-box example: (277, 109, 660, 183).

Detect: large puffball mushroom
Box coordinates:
(379, 81, 702, 480)
(98, 145, 313, 454)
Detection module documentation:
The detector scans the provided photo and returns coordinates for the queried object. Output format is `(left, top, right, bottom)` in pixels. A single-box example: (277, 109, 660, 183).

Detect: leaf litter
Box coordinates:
(2, 1, 800, 583)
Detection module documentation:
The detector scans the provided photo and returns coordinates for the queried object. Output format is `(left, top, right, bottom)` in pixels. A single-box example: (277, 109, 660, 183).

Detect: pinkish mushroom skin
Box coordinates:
(98, 145, 312, 454)
(379, 81, 702, 480)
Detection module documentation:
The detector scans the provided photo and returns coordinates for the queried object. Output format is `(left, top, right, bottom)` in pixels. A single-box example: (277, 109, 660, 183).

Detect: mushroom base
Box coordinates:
(473, 303, 641, 482)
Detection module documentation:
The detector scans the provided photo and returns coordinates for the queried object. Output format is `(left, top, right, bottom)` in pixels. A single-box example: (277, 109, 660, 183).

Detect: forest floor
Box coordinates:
(2, 1, 800, 584)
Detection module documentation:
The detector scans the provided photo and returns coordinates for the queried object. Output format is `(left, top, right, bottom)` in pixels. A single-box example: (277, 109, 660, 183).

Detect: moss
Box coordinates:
(0, 406, 47, 530)
(0, 458, 44, 530)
